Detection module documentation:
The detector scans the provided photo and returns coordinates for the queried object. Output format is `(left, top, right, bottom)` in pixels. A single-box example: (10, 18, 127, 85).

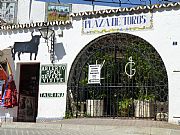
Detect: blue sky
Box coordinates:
(35, 0, 179, 7)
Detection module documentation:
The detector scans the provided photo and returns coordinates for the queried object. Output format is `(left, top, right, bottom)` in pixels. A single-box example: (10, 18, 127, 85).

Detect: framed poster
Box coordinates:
(0, 0, 17, 24)
(46, 3, 72, 22)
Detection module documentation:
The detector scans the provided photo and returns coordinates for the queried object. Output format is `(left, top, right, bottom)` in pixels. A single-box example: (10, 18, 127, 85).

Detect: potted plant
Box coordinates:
(134, 89, 155, 118)
(86, 88, 106, 117)
(119, 98, 133, 117)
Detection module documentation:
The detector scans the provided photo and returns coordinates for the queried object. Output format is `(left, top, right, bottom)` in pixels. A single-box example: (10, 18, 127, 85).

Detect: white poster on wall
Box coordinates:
(88, 64, 101, 84)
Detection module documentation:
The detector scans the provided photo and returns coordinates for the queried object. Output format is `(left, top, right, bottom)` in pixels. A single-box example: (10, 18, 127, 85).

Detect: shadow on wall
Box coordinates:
(54, 43, 66, 61)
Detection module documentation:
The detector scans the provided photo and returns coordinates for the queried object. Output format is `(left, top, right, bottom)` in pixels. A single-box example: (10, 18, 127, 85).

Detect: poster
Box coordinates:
(88, 64, 101, 84)
(18, 95, 35, 122)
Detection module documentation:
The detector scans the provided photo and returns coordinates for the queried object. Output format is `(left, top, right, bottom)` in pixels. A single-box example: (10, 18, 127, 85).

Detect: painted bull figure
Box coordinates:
(11, 32, 41, 60)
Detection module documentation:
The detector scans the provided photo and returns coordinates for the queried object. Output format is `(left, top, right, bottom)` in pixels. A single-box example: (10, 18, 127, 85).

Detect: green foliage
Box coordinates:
(83, 112, 91, 117)
(137, 88, 155, 101)
(119, 98, 133, 116)
(79, 77, 88, 86)
(144, 94, 155, 101)
(138, 93, 155, 101)
(78, 41, 166, 102)
(119, 98, 133, 110)
(65, 112, 73, 119)
(88, 88, 106, 100)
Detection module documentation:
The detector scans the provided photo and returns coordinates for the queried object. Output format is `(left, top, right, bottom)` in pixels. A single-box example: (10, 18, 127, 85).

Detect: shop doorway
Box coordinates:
(67, 33, 168, 121)
(17, 63, 40, 122)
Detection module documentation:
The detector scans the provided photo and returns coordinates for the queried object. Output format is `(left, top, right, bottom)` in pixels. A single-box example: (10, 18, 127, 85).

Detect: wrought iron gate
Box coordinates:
(67, 33, 168, 121)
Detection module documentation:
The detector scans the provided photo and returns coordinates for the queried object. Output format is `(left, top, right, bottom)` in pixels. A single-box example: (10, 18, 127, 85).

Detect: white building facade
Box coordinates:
(0, 0, 180, 125)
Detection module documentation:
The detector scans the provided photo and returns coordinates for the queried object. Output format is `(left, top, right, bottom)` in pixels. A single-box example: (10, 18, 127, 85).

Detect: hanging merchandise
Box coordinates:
(0, 64, 7, 81)
(0, 82, 3, 103)
(1, 81, 8, 107)
(6, 60, 13, 82)
(7, 60, 18, 107)
(1, 60, 18, 108)
(4, 83, 12, 108)
(0, 84, 2, 99)
(0, 80, 5, 103)
(0, 64, 7, 104)
(10, 80, 18, 107)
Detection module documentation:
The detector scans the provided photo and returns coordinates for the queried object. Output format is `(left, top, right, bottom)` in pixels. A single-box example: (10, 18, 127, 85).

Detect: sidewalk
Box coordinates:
(1, 118, 180, 135)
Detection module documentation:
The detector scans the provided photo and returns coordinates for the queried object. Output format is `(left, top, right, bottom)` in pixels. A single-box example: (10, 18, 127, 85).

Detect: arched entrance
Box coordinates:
(67, 33, 168, 121)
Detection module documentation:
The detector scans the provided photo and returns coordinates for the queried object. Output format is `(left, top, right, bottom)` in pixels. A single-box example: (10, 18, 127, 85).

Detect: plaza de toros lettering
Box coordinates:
(82, 12, 153, 34)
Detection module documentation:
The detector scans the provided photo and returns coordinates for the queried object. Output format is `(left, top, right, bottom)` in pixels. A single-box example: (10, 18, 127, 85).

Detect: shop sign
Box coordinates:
(82, 12, 153, 34)
(40, 93, 64, 98)
(40, 64, 67, 84)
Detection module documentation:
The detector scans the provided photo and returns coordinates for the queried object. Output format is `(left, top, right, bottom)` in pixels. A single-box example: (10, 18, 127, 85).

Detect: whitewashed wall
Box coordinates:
(62, 8, 180, 124)
(0, 0, 180, 124)
(17, 0, 119, 24)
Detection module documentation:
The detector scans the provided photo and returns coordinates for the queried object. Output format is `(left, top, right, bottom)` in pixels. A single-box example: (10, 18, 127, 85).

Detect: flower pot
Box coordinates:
(86, 99, 104, 117)
(134, 100, 155, 118)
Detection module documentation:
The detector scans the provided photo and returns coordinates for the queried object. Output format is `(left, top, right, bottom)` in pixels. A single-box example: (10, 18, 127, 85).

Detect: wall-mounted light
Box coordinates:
(173, 41, 178, 46)
(57, 30, 63, 37)
(39, 27, 55, 64)
(39, 27, 54, 40)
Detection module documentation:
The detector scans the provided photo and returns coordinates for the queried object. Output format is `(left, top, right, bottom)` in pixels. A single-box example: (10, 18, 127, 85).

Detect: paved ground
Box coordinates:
(0, 118, 180, 135)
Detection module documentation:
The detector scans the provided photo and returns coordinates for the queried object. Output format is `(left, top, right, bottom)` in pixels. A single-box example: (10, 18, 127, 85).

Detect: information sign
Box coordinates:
(88, 64, 101, 84)
(40, 64, 67, 84)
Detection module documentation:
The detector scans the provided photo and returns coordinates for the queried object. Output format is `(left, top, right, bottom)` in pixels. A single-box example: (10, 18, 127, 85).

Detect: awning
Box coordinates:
(34, 0, 141, 7)
(34, 0, 179, 7)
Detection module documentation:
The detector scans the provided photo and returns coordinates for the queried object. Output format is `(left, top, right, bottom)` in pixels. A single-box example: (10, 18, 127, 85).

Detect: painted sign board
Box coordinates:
(46, 3, 72, 22)
(82, 12, 153, 34)
(88, 64, 101, 84)
(40, 64, 67, 84)
(39, 93, 64, 98)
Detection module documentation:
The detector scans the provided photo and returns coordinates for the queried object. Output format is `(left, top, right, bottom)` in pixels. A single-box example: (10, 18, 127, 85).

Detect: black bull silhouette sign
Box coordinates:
(11, 32, 41, 60)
